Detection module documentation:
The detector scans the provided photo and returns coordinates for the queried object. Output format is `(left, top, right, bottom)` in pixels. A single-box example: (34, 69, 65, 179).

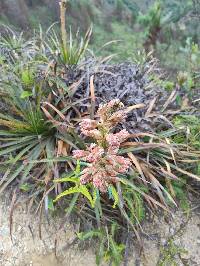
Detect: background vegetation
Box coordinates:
(0, 0, 200, 75)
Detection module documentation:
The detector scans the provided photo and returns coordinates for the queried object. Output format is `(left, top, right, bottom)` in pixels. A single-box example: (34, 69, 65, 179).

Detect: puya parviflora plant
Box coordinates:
(52, 99, 195, 266)
(178, 38, 200, 91)
(173, 115, 200, 150)
(138, 1, 172, 52)
(0, 0, 93, 104)
(0, 0, 92, 196)
(0, 26, 37, 62)
(0, 62, 84, 196)
(54, 99, 131, 203)
(54, 99, 200, 216)
(0, 81, 78, 195)
(0, 43, 78, 196)
(172, 115, 200, 176)
(73, 99, 132, 192)
(45, 0, 92, 67)
(53, 99, 140, 265)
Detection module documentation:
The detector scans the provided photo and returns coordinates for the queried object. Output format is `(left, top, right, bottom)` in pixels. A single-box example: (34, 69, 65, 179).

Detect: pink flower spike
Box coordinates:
(97, 99, 122, 119)
(106, 134, 120, 147)
(86, 146, 104, 162)
(72, 100, 131, 193)
(93, 176, 107, 193)
(115, 129, 129, 142)
(80, 173, 92, 185)
(73, 150, 88, 159)
(80, 119, 97, 131)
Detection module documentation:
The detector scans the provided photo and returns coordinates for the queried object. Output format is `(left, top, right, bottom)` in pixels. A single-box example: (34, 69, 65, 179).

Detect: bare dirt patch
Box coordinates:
(1, 194, 200, 266)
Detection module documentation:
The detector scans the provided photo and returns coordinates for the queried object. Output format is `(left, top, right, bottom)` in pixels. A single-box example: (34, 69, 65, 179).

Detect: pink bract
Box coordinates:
(73, 100, 131, 192)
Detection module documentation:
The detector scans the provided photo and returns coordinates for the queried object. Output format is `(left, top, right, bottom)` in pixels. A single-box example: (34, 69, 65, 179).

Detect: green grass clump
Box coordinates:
(158, 239, 187, 266)
(173, 115, 200, 149)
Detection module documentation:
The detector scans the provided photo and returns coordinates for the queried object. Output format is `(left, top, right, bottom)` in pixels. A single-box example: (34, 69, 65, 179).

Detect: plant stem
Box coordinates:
(60, 0, 67, 52)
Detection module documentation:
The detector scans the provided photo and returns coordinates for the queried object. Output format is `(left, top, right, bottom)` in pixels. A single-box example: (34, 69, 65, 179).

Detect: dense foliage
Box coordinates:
(0, 1, 200, 265)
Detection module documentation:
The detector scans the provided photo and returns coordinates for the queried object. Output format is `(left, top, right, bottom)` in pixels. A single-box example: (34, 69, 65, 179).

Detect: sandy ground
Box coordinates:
(0, 194, 200, 266)
(0, 195, 97, 266)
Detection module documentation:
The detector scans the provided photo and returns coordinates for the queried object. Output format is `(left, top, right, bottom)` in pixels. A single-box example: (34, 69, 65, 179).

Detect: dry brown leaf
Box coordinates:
(45, 170, 52, 185)
(90, 75, 95, 102)
(57, 140, 64, 156)
(43, 102, 65, 120)
(165, 138, 176, 165)
(162, 90, 177, 112)
(181, 97, 189, 109)
(176, 167, 200, 181)
(90, 75, 95, 119)
(44, 59, 55, 77)
(68, 77, 84, 93)
(126, 103, 146, 113)
(145, 97, 157, 117)
(128, 152, 146, 182)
